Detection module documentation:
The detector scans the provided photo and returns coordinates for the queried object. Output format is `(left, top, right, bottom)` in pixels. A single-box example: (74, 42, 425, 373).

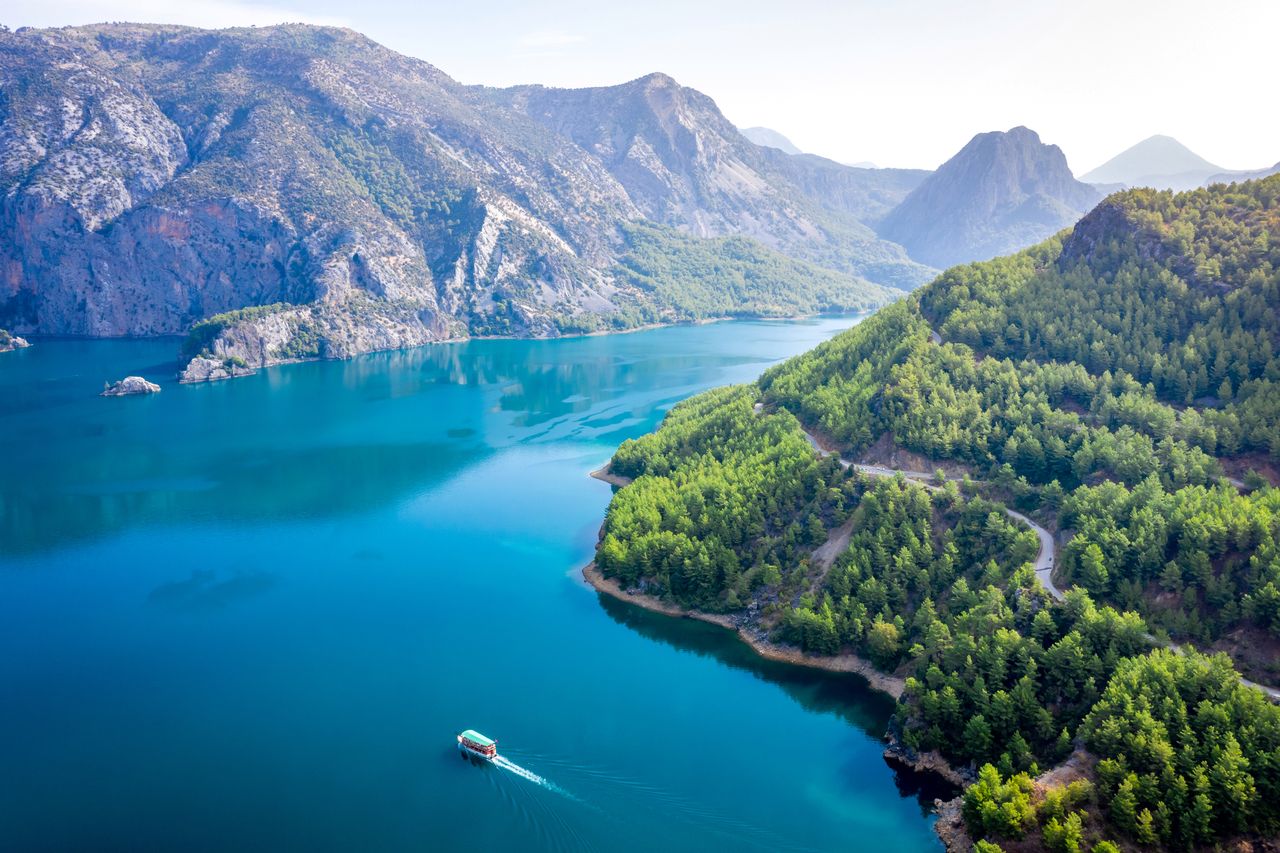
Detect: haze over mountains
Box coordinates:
(740, 127, 877, 170)
(739, 127, 802, 156)
(4, 21, 1262, 378)
(1205, 162, 1280, 186)
(1080, 134, 1223, 191)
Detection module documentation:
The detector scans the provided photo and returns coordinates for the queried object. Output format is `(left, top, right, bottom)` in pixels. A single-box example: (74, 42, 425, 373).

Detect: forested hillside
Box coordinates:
(593, 176, 1280, 851)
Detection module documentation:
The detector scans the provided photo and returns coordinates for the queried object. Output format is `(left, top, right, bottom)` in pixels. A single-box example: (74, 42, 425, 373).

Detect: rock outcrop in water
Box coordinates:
(0, 329, 30, 352)
(101, 376, 161, 396)
(178, 357, 255, 384)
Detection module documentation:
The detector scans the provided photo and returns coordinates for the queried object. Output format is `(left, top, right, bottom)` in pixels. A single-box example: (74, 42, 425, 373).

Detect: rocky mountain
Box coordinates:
(876, 126, 1100, 268)
(1205, 161, 1280, 186)
(0, 24, 925, 378)
(1080, 134, 1223, 191)
(490, 74, 931, 287)
(739, 126, 802, 155)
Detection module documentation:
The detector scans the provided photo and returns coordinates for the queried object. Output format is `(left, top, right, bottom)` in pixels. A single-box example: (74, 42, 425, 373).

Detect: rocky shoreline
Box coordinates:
(581, 562, 907, 699)
(930, 795, 971, 853)
(588, 464, 633, 488)
(0, 331, 30, 353)
(883, 734, 974, 788)
(585, 463, 975, 847)
(175, 311, 858, 384)
(179, 356, 257, 383)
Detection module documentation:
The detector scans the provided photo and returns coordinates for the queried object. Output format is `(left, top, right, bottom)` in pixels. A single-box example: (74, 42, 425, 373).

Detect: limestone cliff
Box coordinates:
(0, 23, 907, 379)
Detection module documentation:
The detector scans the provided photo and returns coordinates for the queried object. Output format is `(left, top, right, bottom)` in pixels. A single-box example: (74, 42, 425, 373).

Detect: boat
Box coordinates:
(457, 729, 497, 760)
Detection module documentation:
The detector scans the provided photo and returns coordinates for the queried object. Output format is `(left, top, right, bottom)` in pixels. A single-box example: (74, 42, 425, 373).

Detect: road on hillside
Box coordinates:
(798, 427, 1063, 602)
(777, 322, 1280, 700)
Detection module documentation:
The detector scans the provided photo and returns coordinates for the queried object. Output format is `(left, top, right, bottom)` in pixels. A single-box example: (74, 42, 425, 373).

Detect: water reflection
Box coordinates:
(595, 594, 958, 814)
(1, 441, 481, 556)
(0, 318, 859, 558)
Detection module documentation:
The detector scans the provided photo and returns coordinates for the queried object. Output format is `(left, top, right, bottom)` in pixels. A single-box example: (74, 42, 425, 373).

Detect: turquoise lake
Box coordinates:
(0, 318, 948, 852)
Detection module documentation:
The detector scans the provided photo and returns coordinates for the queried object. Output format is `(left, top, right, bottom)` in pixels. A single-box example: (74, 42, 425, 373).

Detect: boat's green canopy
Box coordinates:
(460, 730, 495, 746)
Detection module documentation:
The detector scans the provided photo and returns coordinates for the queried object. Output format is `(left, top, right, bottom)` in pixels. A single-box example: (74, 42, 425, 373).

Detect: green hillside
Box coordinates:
(593, 176, 1280, 850)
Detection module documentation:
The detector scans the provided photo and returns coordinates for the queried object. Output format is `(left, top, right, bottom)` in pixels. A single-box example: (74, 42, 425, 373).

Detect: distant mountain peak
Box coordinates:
(495, 75, 931, 288)
(878, 126, 1100, 268)
(1081, 135, 1223, 191)
(740, 127, 803, 156)
(629, 71, 679, 88)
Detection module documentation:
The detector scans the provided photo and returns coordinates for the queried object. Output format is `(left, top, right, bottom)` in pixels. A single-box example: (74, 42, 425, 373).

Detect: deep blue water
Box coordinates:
(0, 318, 946, 852)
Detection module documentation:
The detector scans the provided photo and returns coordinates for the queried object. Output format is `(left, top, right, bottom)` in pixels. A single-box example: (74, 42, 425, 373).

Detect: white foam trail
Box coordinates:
(494, 755, 548, 785)
(494, 754, 581, 802)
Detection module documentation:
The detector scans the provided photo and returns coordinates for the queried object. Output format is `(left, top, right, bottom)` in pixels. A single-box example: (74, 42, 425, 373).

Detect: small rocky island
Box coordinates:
(0, 329, 31, 353)
(179, 356, 256, 383)
(101, 376, 162, 397)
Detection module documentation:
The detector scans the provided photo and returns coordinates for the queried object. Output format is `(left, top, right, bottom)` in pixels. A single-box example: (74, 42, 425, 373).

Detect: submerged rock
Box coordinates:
(101, 376, 162, 396)
(178, 356, 255, 384)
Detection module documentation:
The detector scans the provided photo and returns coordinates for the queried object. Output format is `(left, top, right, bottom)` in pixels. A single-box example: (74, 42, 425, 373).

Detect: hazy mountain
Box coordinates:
(1080, 135, 1223, 191)
(1204, 162, 1280, 186)
(877, 126, 1100, 268)
(740, 127, 880, 171)
(740, 126, 802, 155)
(0, 24, 914, 378)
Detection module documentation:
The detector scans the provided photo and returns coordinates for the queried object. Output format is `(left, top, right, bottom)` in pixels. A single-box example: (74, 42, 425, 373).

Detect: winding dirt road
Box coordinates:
(798, 427, 1063, 602)
(782, 323, 1280, 699)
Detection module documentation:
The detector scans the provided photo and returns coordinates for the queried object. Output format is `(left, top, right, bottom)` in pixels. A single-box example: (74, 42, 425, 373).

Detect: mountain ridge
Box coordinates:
(1205, 161, 1280, 186)
(489, 72, 932, 287)
(0, 22, 910, 378)
(1, 22, 1110, 379)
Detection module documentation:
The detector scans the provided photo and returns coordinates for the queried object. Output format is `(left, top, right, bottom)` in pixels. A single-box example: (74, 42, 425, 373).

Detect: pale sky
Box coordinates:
(5, 0, 1277, 172)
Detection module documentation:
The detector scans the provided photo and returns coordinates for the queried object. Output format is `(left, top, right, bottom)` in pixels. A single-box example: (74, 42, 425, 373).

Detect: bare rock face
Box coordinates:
(878, 126, 1102, 269)
(0, 24, 645, 351)
(494, 73, 933, 289)
(101, 376, 161, 396)
(0, 23, 916, 382)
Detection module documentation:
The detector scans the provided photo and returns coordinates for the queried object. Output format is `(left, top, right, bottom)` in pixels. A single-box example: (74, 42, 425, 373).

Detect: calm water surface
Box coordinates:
(0, 318, 947, 852)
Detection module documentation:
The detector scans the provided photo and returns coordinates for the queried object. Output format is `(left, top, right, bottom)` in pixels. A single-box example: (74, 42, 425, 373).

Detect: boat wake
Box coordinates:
(491, 752, 813, 852)
(493, 755, 546, 784)
(494, 754, 574, 800)
(466, 748, 816, 853)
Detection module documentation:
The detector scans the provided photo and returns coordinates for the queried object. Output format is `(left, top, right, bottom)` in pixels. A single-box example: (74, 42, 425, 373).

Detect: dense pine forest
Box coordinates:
(594, 176, 1280, 850)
